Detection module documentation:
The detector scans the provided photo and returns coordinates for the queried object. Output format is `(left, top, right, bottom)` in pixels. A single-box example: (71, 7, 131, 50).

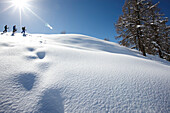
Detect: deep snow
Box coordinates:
(0, 33, 169, 113)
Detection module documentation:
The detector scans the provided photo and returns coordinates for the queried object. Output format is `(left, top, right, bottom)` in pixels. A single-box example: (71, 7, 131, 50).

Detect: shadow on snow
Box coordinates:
(37, 89, 64, 113)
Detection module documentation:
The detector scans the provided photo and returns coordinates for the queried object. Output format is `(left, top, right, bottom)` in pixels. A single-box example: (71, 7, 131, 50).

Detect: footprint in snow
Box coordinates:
(36, 51, 46, 59)
(26, 56, 37, 60)
(37, 89, 64, 113)
(27, 47, 35, 52)
(16, 73, 37, 91)
(25, 47, 38, 60)
(0, 43, 14, 47)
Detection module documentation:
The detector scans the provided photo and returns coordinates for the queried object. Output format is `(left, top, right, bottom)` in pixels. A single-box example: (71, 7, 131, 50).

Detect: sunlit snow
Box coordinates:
(0, 33, 169, 112)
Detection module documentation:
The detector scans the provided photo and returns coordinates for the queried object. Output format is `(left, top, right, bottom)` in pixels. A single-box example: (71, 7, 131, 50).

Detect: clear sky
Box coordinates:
(0, 0, 169, 42)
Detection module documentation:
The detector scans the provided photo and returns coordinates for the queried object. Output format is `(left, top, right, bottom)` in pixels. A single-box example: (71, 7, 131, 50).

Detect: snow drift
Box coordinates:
(0, 33, 169, 112)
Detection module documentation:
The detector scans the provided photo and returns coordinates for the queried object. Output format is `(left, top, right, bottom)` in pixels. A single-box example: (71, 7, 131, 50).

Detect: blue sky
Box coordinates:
(0, 0, 169, 42)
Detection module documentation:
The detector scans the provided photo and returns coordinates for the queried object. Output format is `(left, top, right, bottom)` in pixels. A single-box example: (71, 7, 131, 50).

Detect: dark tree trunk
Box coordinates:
(135, 0, 146, 56)
(158, 49, 163, 58)
(141, 44, 146, 56)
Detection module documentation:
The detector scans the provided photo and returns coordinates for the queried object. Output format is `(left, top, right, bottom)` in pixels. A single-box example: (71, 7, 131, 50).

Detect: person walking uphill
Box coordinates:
(21, 26, 26, 36)
(3, 25, 9, 33)
(1, 25, 9, 34)
(12, 25, 17, 36)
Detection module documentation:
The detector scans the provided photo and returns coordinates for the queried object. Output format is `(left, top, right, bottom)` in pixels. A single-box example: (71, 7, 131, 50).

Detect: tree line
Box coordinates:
(115, 0, 170, 61)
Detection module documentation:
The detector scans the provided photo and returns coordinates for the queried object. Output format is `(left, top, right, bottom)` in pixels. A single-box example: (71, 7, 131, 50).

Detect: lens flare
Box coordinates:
(26, 7, 53, 30)
(46, 24, 53, 30)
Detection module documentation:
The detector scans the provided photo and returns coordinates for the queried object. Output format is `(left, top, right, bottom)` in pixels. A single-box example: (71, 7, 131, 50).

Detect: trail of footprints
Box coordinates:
(14, 47, 60, 112)
(26, 47, 46, 60)
(0, 40, 60, 112)
(25, 46, 50, 72)
(17, 47, 49, 91)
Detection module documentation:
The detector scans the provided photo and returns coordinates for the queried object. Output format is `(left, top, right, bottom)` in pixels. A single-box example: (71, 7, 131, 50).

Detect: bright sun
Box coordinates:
(4, 0, 53, 30)
(12, 0, 29, 9)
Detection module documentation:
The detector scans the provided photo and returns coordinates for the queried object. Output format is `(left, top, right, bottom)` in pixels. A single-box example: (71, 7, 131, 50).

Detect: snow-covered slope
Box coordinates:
(0, 33, 169, 113)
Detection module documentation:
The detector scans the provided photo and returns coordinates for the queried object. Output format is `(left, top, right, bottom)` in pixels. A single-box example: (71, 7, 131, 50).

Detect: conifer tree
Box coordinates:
(115, 0, 151, 56)
(115, 0, 170, 60)
(145, 2, 169, 58)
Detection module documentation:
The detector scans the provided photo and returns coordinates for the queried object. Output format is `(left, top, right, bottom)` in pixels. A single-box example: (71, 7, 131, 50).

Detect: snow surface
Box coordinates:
(0, 33, 170, 113)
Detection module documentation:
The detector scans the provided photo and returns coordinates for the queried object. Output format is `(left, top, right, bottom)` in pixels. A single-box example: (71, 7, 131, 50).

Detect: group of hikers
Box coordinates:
(2, 25, 26, 36)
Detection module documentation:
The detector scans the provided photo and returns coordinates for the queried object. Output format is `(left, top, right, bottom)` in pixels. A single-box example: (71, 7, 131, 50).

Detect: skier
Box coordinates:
(1, 25, 9, 34)
(21, 26, 26, 36)
(12, 25, 17, 36)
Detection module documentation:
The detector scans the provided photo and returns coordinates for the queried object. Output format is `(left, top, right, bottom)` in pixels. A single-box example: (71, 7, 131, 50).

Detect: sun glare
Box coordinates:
(1, 0, 53, 30)
(12, 0, 29, 9)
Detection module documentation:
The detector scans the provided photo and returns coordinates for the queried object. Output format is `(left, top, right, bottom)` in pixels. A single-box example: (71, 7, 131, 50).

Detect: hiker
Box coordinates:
(3, 25, 9, 33)
(12, 25, 17, 36)
(21, 26, 26, 36)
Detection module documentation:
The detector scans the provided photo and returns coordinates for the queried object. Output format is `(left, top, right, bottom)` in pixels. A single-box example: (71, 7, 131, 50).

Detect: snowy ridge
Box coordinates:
(0, 33, 170, 112)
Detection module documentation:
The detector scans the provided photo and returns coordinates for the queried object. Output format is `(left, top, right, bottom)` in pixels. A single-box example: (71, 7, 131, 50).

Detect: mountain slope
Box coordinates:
(0, 33, 169, 113)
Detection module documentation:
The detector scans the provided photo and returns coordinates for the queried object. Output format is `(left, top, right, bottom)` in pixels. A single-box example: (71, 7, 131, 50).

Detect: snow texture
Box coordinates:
(0, 33, 170, 113)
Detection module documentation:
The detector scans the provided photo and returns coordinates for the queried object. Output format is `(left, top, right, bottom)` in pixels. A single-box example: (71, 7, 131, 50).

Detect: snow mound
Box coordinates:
(0, 33, 170, 113)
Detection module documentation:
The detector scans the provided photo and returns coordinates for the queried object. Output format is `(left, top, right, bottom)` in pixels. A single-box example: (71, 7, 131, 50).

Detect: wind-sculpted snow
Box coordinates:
(0, 33, 169, 112)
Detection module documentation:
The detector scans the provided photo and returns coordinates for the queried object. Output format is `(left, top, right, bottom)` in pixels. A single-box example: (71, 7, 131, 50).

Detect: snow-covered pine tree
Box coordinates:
(140, 1, 170, 60)
(115, 0, 137, 48)
(144, 2, 169, 59)
(115, 0, 153, 56)
(115, 0, 170, 60)
(165, 26, 170, 61)
(161, 24, 170, 61)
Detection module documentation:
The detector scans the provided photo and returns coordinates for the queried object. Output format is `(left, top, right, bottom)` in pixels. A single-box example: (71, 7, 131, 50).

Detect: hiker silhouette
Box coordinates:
(21, 27, 26, 36)
(12, 25, 17, 36)
(2, 25, 9, 34)
(3, 25, 9, 33)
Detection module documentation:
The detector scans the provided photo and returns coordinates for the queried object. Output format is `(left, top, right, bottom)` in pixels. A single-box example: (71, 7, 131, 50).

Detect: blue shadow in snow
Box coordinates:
(38, 89, 64, 113)
(36, 51, 46, 59)
(64, 37, 140, 57)
(17, 73, 36, 91)
(61, 37, 170, 66)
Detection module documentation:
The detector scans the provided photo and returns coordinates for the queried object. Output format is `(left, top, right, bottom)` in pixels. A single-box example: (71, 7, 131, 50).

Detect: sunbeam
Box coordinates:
(11, 0, 30, 31)
(19, 8, 22, 31)
(25, 7, 53, 30)
(0, 4, 14, 14)
(1, 0, 53, 31)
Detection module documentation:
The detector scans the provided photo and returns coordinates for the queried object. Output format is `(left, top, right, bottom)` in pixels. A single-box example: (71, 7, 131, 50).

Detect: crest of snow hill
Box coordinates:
(115, 0, 170, 61)
(0, 33, 170, 113)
